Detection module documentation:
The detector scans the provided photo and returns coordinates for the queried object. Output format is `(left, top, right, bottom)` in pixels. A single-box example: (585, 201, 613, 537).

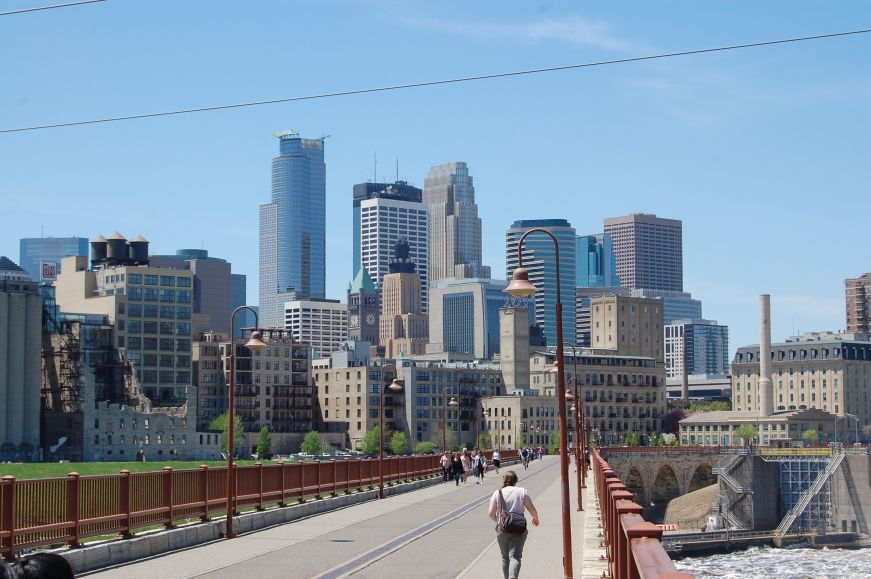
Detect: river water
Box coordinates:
(673, 545, 871, 578)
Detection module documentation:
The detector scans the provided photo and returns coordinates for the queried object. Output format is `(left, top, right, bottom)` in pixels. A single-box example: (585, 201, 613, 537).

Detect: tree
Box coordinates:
(735, 424, 757, 446)
(802, 428, 819, 446)
(440, 427, 458, 452)
(661, 433, 677, 446)
(624, 431, 641, 446)
(687, 401, 730, 414)
(360, 425, 381, 456)
(477, 433, 492, 450)
(548, 431, 560, 455)
(414, 441, 436, 454)
(389, 431, 408, 455)
(209, 412, 245, 455)
(301, 430, 323, 454)
(661, 409, 687, 435)
(256, 426, 272, 459)
(517, 430, 526, 449)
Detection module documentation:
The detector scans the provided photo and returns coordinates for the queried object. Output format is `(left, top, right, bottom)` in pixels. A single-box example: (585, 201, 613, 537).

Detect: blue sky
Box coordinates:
(2, 1, 869, 354)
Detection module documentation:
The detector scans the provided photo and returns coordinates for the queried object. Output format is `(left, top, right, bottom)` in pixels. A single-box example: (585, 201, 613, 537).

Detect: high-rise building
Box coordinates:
(506, 219, 576, 347)
(427, 278, 506, 360)
(576, 234, 619, 287)
(380, 240, 428, 358)
(589, 295, 664, 361)
(359, 192, 429, 311)
(347, 268, 380, 344)
(283, 297, 349, 357)
(19, 236, 88, 282)
(664, 319, 729, 378)
(0, 258, 41, 461)
(352, 180, 422, 278)
(423, 162, 490, 281)
(260, 130, 326, 328)
(631, 289, 702, 324)
(846, 273, 871, 333)
(604, 213, 683, 292)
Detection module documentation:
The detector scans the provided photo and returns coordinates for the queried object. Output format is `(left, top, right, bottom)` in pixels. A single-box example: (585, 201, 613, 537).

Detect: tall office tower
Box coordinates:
(19, 236, 88, 281)
(359, 190, 429, 311)
(347, 268, 380, 344)
(352, 181, 422, 277)
(150, 249, 246, 337)
(505, 219, 576, 347)
(589, 294, 664, 361)
(603, 213, 683, 292)
(423, 162, 490, 282)
(260, 130, 326, 328)
(664, 319, 729, 378)
(846, 273, 871, 333)
(380, 240, 428, 358)
(283, 296, 349, 357)
(427, 277, 507, 360)
(0, 257, 41, 461)
(576, 234, 619, 287)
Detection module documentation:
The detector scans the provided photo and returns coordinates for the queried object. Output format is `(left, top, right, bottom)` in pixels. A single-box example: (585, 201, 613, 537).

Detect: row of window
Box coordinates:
(126, 273, 192, 287)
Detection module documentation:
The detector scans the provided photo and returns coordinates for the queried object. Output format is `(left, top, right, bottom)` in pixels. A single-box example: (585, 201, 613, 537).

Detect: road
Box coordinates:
(85, 456, 584, 578)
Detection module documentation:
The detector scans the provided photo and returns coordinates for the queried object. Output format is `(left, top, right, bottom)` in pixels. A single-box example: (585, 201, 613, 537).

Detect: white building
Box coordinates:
(360, 196, 429, 311)
(284, 298, 349, 357)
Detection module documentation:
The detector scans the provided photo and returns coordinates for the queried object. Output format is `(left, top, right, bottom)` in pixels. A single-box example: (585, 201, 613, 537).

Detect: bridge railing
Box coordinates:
(592, 449, 693, 579)
(0, 450, 518, 559)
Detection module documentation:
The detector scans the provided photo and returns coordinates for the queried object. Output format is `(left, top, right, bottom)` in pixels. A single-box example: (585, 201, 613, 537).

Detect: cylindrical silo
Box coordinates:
(129, 235, 150, 264)
(106, 232, 128, 262)
(90, 234, 108, 264)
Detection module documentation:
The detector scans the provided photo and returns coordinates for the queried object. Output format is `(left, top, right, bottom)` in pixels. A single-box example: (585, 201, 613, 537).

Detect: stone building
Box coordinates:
(192, 332, 226, 430)
(679, 408, 839, 447)
(589, 294, 664, 361)
(479, 395, 559, 450)
(379, 240, 428, 358)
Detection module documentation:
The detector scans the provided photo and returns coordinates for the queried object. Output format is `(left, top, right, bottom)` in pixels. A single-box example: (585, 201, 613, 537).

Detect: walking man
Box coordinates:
(440, 451, 450, 483)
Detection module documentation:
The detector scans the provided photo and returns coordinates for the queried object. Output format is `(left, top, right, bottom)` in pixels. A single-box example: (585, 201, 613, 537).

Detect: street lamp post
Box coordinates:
(506, 228, 574, 578)
(567, 344, 585, 508)
(443, 393, 458, 451)
(225, 307, 266, 539)
(379, 366, 404, 499)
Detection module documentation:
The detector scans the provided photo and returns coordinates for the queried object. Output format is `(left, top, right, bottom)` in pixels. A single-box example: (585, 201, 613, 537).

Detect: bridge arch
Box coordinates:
(651, 465, 681, 506)
(624, 466, 645, 505)
(688, 463, 716, 493)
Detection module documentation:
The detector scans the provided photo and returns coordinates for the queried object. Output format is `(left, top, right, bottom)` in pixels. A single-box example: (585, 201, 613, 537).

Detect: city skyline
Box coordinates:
(2, 2, 869, 354)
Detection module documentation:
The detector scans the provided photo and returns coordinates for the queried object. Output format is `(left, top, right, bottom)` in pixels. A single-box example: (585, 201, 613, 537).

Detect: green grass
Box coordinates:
(1, 460, 265, 480)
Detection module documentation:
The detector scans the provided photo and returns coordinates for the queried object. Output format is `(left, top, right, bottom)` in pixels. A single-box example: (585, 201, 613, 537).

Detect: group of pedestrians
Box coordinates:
(440, 448, 502, 486)
(518, 446, 544, 469)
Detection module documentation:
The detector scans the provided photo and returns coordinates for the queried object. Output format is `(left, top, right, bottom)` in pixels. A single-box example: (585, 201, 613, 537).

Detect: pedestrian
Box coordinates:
(488, 470, 540, 579)
(461, 449, 472, 484)
(538, 446, 543, 461)
(440, 451, 450, 483)
(451, 452, 464, 486)
(10, 553, 76, 579)
(520, 447, 529, 470)
(492, 449, 501, 473)
(476, 450, 487, 483)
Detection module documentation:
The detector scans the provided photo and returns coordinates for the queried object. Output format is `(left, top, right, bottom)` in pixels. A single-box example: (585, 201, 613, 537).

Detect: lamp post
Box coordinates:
(506, 227, 574, 578)
(379, 366, 404, 499)
(225, 307, 266, 539)
(443, 394, 458, 451)
(567, 344, 585, 507)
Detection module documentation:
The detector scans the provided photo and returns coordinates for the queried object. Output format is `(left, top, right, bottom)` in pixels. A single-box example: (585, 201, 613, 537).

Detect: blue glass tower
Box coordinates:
(576, 234, 619, 288)
(506, 219, 576, 348)
(259, 131, 326, 328)
(19, 237, 88, 281)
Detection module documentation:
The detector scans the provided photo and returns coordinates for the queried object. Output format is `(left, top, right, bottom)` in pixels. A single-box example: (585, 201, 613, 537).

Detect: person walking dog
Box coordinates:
(488, 470, 540, 579)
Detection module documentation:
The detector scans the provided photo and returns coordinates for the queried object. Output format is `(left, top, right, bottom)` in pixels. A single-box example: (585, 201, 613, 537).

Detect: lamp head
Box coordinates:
(505, 267, 537, 298)
(449, 397, 458, 407)
(549, 360, 560, 374)
(565, 388, 574, 400)
(388, 378, 403, 391)
(245, 330, 267, 353)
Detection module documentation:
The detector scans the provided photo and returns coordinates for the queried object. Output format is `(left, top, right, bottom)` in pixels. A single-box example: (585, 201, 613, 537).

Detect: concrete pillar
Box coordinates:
(759, 295, 774, 417)
(500, 307, 530, 393)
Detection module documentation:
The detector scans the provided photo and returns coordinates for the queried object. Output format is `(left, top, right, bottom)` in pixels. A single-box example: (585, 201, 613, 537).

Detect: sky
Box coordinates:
(2, 0, 869, 355)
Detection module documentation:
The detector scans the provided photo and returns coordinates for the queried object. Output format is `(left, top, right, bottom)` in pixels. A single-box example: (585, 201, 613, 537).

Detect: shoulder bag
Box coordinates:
(497, 489, 527, 535)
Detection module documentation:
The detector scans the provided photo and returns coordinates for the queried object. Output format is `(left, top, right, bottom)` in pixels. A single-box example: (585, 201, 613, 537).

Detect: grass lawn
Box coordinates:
(1, 460, 264, 480)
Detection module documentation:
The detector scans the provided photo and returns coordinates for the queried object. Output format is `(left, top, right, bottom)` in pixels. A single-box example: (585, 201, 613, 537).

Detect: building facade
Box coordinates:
(347, 268, 380, 344)
(283, 297, 349, 357)
(679, 408, 839, 447)
(731, 331, 871, 440)
(19, 236, 88, 282)
(665, 319, 729, 378)
(259, 130, 327, 328)
(603, 213, 683, 292)
(379, 241, 428, 358)
(423, 162, 490, 281)
(576, 233, 619, 288)
(427, 278, 506, 360)
(479, 395, 559, 450)
(506, 219, 577, 348)
(846, 273, 871, 334)
(192, 332, 226, 430)
(589, 295, 664, 361)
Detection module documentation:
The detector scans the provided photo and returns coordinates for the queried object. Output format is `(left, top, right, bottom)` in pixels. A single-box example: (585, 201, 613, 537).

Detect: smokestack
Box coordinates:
(759, 294, 774, 417)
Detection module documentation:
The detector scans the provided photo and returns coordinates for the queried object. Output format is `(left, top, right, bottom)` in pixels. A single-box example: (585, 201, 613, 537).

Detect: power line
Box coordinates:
(2, 28, 869, 134)
(0, 0, 107, 17)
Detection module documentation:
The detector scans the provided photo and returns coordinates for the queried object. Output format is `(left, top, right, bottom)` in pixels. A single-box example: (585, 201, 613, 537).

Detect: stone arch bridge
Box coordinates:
(599, 447, 722, 507)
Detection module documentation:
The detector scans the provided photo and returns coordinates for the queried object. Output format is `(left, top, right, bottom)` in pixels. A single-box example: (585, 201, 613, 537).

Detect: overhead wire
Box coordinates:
(1, 27, 869, 134)
(0, 0, 107, 17)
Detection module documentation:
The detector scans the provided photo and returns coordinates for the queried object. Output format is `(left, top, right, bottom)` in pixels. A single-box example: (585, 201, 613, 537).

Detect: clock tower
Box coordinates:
(347, 267, 380, 344)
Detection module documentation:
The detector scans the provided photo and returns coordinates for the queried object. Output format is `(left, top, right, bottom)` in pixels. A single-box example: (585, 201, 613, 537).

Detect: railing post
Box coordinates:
(1, 476, 16, 560)
(163, 467, 174, 528)
(119, 469, 132, 538)
(615, 500, 644, 579)
(66, 472, 80, 547)
(278, 461, 286, 507)
(344, 459, 351, 495)
(315, 460, 322, 500)
(232, 464, 239, 514)
(331, 459, 338, 497)
(199, 465, 210, 521)
(256, 462, 264, 511)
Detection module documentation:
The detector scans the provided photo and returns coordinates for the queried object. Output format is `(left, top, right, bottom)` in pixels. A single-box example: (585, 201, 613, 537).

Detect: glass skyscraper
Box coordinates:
(576, 234, 619, 287)
(506, 219, 576, 348)
(259, 130, 326, 328)
(19, 236, 88, 281)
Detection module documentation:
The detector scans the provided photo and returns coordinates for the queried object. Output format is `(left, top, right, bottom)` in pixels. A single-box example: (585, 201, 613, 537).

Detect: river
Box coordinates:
(673, 545, 871, 578)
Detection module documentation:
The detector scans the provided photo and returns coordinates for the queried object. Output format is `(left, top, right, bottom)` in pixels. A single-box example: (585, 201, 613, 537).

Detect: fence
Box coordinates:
(0, 450, 516, 559)
(592, 449, 693, 579)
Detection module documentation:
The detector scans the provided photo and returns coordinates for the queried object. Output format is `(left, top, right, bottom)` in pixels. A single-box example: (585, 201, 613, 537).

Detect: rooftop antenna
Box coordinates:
(396, 156, 399, 182)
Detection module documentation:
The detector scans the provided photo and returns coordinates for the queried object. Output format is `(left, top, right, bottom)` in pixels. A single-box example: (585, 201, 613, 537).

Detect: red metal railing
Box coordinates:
(0, 450, 517, 559)
(591, 450, 693, 579)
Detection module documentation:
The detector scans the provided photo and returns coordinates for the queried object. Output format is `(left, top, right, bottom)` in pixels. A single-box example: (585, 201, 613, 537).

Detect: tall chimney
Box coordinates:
(758, 294, 774, 417)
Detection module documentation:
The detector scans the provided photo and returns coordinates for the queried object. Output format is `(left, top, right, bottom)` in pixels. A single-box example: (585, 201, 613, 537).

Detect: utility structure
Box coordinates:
(506, 227, 574, 579)
(379, 365, 404, 499)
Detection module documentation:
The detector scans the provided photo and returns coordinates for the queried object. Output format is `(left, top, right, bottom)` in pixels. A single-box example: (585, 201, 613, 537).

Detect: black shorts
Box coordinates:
(493, 459, 501, 468)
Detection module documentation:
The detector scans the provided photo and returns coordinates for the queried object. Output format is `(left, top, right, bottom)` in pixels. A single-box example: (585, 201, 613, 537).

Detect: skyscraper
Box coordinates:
(19, 236, 88, 281)
(352, 181, 422, 278)
(380, 240, 428, 358)
(506, 219, 576, 348)
(846, 273, 871, 333)
(576, 234, 619, 287)
(603, 213, 683, 292)
(664, 319, 729, 378)
(427, 277, 507, 359)
(259, 130, 326, 328)
(423, 162, 490, 282)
